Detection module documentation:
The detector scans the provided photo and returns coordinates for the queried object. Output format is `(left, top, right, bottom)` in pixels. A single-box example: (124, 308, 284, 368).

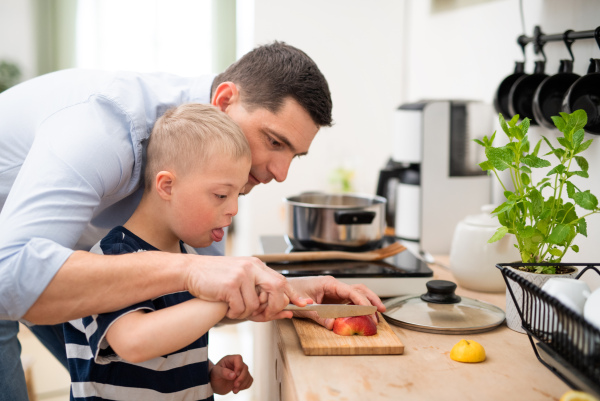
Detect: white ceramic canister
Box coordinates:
(449, 205, 520, 293)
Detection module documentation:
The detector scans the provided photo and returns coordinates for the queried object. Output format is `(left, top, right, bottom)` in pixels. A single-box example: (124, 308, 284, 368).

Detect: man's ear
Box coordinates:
(155, 171, 175, 200)
(211, 81, 239, 112)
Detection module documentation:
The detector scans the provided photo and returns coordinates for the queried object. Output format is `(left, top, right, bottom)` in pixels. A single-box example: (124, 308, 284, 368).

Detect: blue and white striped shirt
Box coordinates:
(64, 226, 213, 401)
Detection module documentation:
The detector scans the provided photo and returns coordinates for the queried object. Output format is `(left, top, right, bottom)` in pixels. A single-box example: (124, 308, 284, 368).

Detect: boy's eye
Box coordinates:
(215, 194, 227, 200)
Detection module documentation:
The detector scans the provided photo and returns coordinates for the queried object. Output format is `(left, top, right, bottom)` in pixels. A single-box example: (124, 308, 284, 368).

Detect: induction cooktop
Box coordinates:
(259, 235, 434, 297)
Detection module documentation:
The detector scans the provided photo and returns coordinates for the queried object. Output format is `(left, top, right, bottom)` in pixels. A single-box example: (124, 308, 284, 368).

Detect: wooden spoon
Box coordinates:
(253, 242, 407, 263)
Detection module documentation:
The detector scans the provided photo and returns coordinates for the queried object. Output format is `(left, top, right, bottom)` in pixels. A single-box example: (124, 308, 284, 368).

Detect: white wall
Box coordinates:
(234, 0, 407, 255)
(236, 0, 600, 269)
(403, 0, 600, 266)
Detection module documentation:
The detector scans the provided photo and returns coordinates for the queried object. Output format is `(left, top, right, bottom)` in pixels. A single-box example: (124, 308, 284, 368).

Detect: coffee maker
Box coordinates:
(376, 100, 492, 255)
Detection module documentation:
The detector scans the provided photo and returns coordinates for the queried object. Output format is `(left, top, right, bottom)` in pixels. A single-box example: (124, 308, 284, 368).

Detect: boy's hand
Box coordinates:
(185, 255, 306, 320)
(210, 354, 253, 395)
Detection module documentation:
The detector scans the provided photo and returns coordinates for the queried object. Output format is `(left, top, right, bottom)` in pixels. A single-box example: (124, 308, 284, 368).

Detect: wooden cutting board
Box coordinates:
(291, 313, 404, 356)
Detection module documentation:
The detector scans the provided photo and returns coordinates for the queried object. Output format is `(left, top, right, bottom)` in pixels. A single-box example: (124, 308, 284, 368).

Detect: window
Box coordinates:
(75, 0, 213, 76)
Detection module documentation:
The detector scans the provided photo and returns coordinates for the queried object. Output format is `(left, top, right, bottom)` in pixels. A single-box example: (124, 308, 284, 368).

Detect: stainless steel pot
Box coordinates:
(284, 192, 387, 251)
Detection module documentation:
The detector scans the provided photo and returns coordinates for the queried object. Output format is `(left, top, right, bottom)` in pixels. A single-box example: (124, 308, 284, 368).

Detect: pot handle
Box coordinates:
(334, 210, 376, 225)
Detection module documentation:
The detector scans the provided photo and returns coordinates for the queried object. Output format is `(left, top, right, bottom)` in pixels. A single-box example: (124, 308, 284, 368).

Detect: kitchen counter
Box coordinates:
(256, 256, 570, 401)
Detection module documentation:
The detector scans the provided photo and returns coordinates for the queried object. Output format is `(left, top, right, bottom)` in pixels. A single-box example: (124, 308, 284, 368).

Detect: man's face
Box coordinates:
(224, 96, 319, 194)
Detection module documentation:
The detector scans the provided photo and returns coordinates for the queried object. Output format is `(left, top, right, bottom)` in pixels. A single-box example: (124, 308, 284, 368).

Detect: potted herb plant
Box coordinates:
(474, 109, 600, 332)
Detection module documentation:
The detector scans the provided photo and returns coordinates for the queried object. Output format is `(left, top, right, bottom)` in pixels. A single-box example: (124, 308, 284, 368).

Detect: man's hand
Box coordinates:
(209, 354, 253, 395)
(183, 255, 306, 319)
(286, 276, 386, 330)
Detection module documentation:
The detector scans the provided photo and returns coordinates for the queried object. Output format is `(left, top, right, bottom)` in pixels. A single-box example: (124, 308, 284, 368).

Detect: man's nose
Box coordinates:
(269, 155, 293, 183)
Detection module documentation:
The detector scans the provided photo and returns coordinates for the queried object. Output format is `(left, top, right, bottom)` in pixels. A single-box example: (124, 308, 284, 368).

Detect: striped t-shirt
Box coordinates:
(64, 226, 214, 401)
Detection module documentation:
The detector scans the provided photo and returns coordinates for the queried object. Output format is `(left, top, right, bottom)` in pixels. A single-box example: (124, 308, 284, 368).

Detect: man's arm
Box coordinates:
(24, 250, 305, 325)
(105, 298, 228, 363)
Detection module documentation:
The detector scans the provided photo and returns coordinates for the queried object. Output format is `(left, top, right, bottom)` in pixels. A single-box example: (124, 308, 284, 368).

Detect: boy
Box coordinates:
(64, 103, 254, 400)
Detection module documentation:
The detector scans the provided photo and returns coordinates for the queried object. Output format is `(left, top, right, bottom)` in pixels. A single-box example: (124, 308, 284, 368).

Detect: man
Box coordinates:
(0, 42, 384, 400)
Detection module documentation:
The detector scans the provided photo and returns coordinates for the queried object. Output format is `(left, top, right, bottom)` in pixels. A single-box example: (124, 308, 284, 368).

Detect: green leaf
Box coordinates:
(551, 115, 566, 131)
(569, 109, 588, 131)
(528, 188, 543, 216)
(492, 201, 514, 215)
(548, 224, 570, 244)
(542, 136, 556, 152)
(573, 190, 599, 210)
(539, 182, 552, 192)
(567, 171, 589, 179)
(521, 172, 530, 186)
(532, 139, 542, 157)
(499, 114, 510, 135)
(509, 127, 522, 140)
(521, 155, 551, 168)
(520, 165, 532, 174)
(478, 161, 494, 171)
(575, 156, 589, 172)
(578, 219, 588, 236)
(536, 265, 557, 274)
(571, 244, 579, 253)
(521, 137, 530, 153)
(473, 139, 485, 146)
(546, 164, 566, 176)
(553, 149, 566, 160)
(488, 226, 509, 243)
(576, 139, 593, 154)
(557, 137, 572, 150)
(519, 118, 530, 137)
(566, 181, 576, 199)
(508, 114, 520, 128)
(486, 146, 513, 171)
(573, 129, 585, 148)
(549, 248, 563, 257)
(519, 226, 543, 241)
(558, 202, 578, 224)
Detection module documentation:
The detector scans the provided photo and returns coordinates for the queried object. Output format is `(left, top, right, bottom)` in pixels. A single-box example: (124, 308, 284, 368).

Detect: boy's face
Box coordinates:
(168, 153, 251, 248)
(225, 96, 319, 194)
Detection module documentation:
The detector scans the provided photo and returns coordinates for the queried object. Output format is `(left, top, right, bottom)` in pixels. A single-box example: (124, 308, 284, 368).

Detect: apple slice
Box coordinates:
(332, 315, 378, 336)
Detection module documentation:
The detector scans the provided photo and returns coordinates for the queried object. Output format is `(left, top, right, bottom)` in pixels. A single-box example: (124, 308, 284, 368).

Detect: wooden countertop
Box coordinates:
(271, 256, 570, 401)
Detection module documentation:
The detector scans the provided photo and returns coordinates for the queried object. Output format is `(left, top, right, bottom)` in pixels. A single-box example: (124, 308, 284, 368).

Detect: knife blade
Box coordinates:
(283, 304, 377, 318)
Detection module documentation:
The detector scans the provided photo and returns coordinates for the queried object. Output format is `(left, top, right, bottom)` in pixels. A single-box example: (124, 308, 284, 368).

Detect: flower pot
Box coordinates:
(502, 264, 578, 333)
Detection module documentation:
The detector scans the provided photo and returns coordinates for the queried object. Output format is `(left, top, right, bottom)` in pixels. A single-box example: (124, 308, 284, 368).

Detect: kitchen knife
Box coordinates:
(283, 304, 377, 318)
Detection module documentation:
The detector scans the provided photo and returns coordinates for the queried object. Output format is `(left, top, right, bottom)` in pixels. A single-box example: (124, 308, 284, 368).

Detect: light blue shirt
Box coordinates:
(0, 69, 221, 321)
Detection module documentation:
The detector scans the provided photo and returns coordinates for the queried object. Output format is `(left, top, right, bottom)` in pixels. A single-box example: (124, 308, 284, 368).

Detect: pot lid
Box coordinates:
(382, 280, 505, 334)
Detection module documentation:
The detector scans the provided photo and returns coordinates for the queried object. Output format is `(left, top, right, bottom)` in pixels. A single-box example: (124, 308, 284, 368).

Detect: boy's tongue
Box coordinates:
(211, 228, 225, 242)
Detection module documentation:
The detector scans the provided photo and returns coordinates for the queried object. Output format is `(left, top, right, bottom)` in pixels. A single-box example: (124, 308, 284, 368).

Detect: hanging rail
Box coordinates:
(517, 26, 600, 61)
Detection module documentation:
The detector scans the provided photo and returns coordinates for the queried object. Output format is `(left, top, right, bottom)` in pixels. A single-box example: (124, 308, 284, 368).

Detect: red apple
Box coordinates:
(332, 315, 378, 336)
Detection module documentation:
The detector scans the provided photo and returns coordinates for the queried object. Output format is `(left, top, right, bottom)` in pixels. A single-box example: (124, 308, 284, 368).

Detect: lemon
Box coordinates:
(560, 390, 600, 401)
(450, 339, 486, 363)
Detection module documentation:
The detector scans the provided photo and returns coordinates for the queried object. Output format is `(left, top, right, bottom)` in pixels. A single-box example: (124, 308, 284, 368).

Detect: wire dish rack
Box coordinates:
(497, 263, 600, 398)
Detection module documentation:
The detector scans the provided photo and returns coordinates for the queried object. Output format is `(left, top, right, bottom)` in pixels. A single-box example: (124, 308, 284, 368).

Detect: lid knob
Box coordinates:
(420, 280, 462, 304)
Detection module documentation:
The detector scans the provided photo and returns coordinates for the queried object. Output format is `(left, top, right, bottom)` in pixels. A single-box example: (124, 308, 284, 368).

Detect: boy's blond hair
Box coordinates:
(144, 103, 250, 191)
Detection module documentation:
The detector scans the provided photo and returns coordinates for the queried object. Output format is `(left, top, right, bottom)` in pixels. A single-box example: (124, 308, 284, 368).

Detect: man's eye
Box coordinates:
(269, 137, 282, 147)
(215, 194, 227, 199)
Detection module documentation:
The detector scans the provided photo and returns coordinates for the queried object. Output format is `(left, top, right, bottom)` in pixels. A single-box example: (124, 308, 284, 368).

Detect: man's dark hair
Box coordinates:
(211, 41, 333, 127)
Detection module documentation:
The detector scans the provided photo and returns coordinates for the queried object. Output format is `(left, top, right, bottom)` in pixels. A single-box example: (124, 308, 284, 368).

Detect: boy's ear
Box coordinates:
(155, 171, 175, 200)
(211, 82, 240, 112)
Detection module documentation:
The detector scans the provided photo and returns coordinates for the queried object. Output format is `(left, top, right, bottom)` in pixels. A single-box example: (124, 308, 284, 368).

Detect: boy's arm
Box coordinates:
(105, 299, 228, 363)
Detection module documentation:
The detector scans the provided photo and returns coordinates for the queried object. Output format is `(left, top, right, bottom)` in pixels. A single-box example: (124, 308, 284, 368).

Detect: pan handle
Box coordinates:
(334, 210, 376, 225)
